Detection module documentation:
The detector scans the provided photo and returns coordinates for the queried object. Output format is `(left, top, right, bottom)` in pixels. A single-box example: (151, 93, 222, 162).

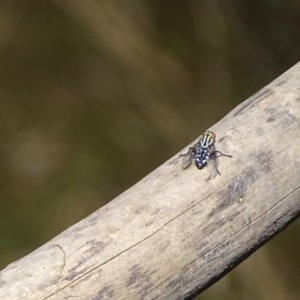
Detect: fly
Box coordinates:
(180, 131, 231, 175)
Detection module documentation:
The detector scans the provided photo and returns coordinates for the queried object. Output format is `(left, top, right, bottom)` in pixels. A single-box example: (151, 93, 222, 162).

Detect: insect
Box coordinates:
(180, 131, 231, 175)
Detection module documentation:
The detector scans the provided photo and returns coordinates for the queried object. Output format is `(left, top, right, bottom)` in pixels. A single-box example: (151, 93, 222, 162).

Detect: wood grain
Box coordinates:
(1, 62, 300, 300)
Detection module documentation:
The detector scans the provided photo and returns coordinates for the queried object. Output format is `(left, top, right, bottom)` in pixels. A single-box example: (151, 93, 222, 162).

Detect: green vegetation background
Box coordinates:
(0, 1, 299, 299)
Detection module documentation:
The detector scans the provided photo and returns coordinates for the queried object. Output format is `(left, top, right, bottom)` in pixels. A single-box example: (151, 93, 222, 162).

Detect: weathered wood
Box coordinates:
(1, 62, 300, 300)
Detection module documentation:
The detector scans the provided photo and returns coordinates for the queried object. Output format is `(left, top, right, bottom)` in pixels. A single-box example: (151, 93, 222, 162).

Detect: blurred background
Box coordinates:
(0, 1, 299, 299)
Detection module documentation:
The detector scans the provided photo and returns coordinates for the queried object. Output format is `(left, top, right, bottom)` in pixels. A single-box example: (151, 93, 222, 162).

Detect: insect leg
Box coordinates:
(213, 150, 232, 158)
(210, 150, 232, 175)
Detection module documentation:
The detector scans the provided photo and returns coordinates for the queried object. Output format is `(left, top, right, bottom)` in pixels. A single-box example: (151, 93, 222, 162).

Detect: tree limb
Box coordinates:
(1, 62, 300, 300)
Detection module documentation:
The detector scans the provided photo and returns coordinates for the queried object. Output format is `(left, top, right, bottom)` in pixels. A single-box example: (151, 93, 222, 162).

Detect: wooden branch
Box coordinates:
(1, 62, 300, 300)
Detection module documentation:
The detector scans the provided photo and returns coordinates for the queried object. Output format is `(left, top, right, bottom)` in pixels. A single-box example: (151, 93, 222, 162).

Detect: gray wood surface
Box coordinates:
(1, 62, 300, 300)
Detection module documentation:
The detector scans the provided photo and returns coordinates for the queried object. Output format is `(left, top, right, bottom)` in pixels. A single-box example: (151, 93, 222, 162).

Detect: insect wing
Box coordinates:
(181, 154, 192, 169)
(205, 152, 219, 178)
(180, 146, 196, 169)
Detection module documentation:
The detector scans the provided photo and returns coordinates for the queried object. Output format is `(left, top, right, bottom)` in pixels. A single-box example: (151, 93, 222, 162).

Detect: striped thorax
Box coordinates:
(198, 131, 216, 148)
